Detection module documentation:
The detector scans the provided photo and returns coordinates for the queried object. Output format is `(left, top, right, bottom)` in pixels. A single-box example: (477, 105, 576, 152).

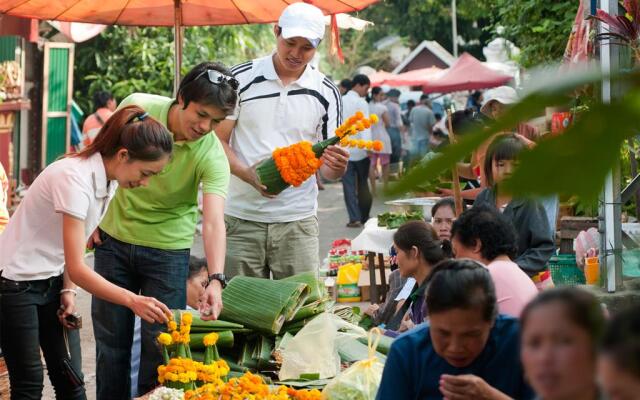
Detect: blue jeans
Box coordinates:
(0, 274, 86, 400)
(92, 230, 189, 400)
(342, 158, 372, 224)
(387, 127, 402, 164)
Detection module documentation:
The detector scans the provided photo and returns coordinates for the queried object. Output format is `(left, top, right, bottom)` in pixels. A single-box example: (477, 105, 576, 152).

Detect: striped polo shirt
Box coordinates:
(225, 54, 343, 223)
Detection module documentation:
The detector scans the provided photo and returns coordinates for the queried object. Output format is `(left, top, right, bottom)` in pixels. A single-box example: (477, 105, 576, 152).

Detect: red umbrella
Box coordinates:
(383, 66, 443, 87)
(421, 53, 512, 94)
(368, 70, 396, 86)
(1, 0, 380, 91)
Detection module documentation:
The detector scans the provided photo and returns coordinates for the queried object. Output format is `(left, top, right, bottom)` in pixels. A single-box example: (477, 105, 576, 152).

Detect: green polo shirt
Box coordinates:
(99, 93, 230, 249)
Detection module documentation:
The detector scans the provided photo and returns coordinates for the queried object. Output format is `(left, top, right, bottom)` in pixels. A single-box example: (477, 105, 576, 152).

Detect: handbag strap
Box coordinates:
(63, 327, 71, 359)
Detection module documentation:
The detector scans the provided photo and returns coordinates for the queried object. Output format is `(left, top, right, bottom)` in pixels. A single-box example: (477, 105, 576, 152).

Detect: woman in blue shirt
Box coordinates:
(377, 259, 534, 400)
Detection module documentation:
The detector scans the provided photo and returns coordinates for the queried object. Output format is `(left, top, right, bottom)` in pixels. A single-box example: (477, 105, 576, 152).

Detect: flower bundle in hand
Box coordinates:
(256, 112, 383, 195)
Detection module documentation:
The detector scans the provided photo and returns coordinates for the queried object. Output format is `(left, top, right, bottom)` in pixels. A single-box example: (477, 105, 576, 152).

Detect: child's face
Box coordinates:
(492, 158, 518, 185)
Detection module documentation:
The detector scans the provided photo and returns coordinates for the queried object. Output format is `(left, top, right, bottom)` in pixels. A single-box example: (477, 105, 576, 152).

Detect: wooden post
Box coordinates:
(377, 253, 387, 302)
(368, 251, 378, 304)
(447, 110, 464, 215)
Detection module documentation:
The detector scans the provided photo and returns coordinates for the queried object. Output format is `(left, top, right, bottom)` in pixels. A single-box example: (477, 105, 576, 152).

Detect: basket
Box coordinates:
(548, 254, 585, 285)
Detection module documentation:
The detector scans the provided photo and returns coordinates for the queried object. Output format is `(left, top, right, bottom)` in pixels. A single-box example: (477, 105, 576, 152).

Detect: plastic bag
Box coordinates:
(322, 329, 385, 400)
(279, 313, 366, 380)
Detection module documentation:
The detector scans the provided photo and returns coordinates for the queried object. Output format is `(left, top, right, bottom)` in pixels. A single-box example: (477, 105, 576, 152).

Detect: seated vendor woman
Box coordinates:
(377, 259, 534, 400)
(383, 221, 448, 336)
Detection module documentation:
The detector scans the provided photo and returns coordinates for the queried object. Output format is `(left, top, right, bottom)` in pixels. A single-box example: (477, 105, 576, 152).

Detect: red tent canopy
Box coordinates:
(422, 53, 512, 93)
(368, 70, 396, 86)
(384, 67, 443, 87)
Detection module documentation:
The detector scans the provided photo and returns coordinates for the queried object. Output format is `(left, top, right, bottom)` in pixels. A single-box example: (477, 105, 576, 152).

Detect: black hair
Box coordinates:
(434, 113, 443, 121)
(426, 258, 498, 321)
(419, 94, 430, 102)
(431, 197, 456, 218)
(93, 90, 114, 110)
(451, 204, 518, 261)
(448, 109, 478, 136)
(407, 100, 416, 108)
(431, 127, 448, 140)
(188, 256, 208, 280)
(371, 86, 383, 96)
(521, 287, 605, 351)
(351, 74, 370, 87)
(483, 134, 526, 186)
(393, 221, 448, 266)
(601, 305, 640, 378)
(471, 91, 482, 102)
(340, 79, 352, 91)
(76, 105, 172, 162)
(178, 61, 238, 115)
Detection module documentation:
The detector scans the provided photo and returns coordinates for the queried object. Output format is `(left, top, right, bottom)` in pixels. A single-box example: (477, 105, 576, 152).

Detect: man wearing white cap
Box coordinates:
(215, 2, 348, 279)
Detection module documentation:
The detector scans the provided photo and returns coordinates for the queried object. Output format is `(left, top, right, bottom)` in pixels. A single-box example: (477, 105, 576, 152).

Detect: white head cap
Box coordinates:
(278, 2, 325, 48)
(481, 86, 519, 114)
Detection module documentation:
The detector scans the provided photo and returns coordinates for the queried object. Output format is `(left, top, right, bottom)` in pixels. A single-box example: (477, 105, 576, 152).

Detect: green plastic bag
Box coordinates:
(322, 329, 385, 400)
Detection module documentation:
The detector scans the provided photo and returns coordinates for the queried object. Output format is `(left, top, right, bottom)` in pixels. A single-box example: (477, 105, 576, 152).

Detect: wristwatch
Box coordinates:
(208, 273, 227, 288)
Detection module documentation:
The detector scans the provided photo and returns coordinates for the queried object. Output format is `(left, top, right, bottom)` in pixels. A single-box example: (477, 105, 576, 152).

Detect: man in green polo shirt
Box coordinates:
(89, 62, 238, 399)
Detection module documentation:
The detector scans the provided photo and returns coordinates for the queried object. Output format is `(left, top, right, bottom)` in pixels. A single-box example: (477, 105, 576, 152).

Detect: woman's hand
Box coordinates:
(58, 291, 78, 329)
(129, 295, 171, 324)
(364, 303, 380, 318)
(399, 313, 415, 332)
(439, 374, 512, 400)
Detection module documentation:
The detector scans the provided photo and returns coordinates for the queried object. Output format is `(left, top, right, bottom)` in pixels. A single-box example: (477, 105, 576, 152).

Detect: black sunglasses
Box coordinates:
(193, 69, 239, 91)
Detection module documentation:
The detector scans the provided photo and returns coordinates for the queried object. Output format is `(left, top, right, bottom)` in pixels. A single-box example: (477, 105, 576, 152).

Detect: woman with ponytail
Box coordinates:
(384, 220, 449, 336)
(0, 105, 173, 400)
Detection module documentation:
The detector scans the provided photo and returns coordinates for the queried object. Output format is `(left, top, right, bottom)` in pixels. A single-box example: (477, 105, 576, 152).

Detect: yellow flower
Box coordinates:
(203, 332, 219, 346)
(181, 312, 193, 326)
(370, 114, 379, 124)
(157, 332, 173, 346)
(167, 320, 178, 332)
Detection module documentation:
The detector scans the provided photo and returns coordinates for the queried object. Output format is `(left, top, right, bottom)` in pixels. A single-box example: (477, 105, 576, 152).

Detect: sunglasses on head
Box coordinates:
(193, 69, 239, 91)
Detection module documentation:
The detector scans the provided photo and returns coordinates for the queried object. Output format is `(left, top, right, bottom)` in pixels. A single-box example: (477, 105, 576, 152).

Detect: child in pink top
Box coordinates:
(451, 204, 538, 317)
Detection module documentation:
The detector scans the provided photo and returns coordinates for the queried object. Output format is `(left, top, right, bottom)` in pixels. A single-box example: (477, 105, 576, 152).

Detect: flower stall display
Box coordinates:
(257, 112, 383, 194)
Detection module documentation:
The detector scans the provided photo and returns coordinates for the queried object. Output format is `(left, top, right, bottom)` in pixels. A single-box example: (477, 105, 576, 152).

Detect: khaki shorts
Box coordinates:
(224, 215, 319, 279)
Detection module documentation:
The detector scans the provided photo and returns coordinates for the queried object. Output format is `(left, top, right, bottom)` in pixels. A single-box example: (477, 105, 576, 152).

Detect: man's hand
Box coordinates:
(86, 228, 102, 250)
(58, 292, 78, 329)
(440, 374, 511, 400)
(199, 280, 223, 320)
(364, 303, 380, 318)
(320, 145, 349, 179)
(241, 162, 277, 198)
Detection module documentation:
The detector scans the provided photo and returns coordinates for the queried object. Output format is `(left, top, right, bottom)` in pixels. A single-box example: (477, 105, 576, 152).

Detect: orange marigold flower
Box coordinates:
(372, 140, 384, 152)
(365, 141, 374, 150)
(357, 139, 366, 149)
(363, 119, 371, 129)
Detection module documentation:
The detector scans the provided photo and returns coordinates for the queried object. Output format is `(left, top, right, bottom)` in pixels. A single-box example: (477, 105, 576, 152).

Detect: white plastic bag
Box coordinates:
(279, 313, 366, 380)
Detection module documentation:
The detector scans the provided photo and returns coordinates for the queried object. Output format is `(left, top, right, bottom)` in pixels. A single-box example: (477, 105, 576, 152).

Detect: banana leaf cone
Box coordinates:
(256, 136, 340, 195)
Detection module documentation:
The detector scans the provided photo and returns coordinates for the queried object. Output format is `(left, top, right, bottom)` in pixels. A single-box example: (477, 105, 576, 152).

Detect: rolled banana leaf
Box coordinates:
(220, 276, 309, 335)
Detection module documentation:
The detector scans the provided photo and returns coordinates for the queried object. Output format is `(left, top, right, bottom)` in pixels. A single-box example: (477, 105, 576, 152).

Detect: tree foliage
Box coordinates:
(74, 24, 274, 113)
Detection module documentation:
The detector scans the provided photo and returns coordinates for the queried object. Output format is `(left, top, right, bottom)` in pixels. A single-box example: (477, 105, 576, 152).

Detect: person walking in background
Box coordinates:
(339, 78, 352, 95)
(408, 94, 436, 162)
(81, 91, 117, 148)
(368, 86, 392, 195)
(384, 88, 404, 166)
(466, 90, 483, 113)
(342, 74, 372, 228)
(0, 162, 8, 234)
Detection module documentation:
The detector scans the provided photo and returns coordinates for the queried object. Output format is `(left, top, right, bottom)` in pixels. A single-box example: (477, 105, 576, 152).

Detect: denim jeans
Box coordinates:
(342, 158, 372, 224)
(0, 274, 86, 400)
(92, 230, 189, 399)
(387, 127, 403, 164)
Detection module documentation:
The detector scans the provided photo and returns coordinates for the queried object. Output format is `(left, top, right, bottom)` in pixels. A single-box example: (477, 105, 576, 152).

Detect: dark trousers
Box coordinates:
(0, 274, 86, 400)
(342, 158, 373, 224)
(92, 230, 189, 400)
(387, 127, 403, 164)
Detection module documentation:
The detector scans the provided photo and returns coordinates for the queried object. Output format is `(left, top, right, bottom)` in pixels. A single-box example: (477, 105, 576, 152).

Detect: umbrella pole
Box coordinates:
(174, 0, 183, 96)
(447, 109, 464, 216)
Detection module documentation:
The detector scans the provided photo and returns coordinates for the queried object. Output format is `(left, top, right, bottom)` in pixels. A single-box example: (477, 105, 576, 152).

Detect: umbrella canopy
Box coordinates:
(1, 0, 380, 91)
(0, 0, 378, 26)
(384, 66, 443, 87)
(421, 53, 512, 94)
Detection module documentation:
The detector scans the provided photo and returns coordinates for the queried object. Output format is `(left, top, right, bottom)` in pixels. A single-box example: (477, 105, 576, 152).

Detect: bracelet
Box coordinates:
(60, 288, 78, 296)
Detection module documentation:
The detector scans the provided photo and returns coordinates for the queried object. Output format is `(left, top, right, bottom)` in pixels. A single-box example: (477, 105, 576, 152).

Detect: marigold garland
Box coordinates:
(272, 112, 383, 187)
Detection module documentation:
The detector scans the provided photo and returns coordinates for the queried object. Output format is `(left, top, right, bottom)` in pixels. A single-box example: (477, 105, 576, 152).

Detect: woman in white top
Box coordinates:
(0, 105, 173, 399)
(368, 86, 393, 196)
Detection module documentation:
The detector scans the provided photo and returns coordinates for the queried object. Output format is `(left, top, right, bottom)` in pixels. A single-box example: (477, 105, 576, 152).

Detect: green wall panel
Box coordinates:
(46, 117, 67, 165)
(48, 48, 69, 112)
(0, 36, 18, 62)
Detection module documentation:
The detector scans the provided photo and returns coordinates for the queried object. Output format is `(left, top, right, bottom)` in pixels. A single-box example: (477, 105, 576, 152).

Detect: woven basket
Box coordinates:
(548, 254, 586, 285)
(0, 356, 9, 400)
